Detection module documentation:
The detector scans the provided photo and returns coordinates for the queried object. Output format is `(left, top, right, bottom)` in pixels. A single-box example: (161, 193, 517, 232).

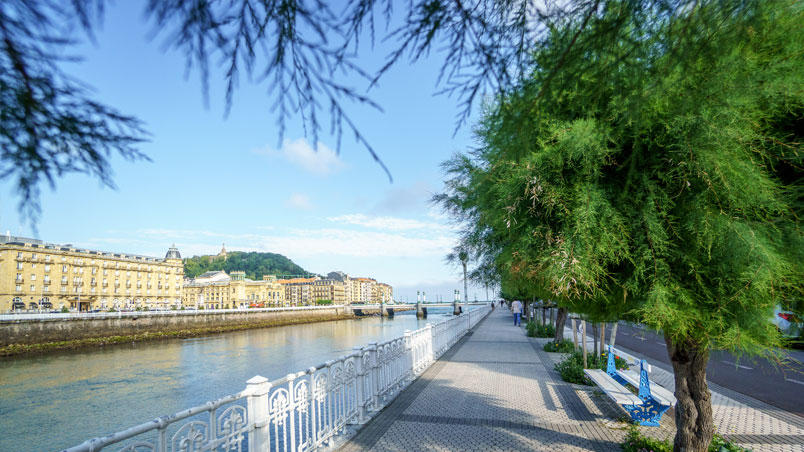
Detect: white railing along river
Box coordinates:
(61, 304, 491, 452)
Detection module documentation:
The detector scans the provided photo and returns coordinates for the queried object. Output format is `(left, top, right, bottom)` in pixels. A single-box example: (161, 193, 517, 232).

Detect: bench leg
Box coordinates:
(623, 399, 670, 427)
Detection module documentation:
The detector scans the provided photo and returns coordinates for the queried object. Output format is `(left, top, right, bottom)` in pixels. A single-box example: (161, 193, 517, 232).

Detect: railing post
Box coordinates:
(352, 346, 367, 423)
(425, 324, 434, 365)
(246, 375, 272, 452)
(403, 330, 413, 381)
(367, 342, 379, 410)
(286, 373, 298, 452)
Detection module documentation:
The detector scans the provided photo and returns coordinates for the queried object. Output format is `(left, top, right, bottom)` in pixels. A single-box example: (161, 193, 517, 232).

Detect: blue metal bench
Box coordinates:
(584, 346, 675, 426)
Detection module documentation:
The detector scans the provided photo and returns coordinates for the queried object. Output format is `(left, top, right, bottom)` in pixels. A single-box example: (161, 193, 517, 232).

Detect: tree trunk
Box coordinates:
(554, 307, 568, 343)
(592, 323, 599, 358)
(666, 335, 714, 452)
(462, 262, 468, 303)
(609, 323, 618, 348)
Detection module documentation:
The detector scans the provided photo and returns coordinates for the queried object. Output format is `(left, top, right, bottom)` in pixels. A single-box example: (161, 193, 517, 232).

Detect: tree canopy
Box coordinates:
(183, 251, 311, 280)
(2, 0, 761, 225)
(436, 2, 803, 450)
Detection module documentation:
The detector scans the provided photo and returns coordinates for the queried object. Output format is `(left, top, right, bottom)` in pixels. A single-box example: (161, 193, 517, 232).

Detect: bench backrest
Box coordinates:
(606, 345, 653, 401)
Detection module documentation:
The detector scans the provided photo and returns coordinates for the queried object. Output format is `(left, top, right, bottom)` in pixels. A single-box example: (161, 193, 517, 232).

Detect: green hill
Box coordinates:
(183, 251, 312, 280)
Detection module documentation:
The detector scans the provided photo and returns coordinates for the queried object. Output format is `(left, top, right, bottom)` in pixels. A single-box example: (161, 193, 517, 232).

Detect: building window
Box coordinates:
(17, 252, 22, 258)
(91, 287, 95, 293)
(43, 286, 49, 292)
(44, 276, 50, 283)
(16, 273, 22, 282)
(45, 255, 50, 262)
(61, 276, 67, 284)
(30, 285, 35, 291)
(32, 263, 36, 269)
(15, 285, 22, 292)
(44, 264, 50, 272)
(62, 265, 68, 272)
(61, 286, 67, 292)
(17, 262, 23, 270)
(31, 253, 37, 259)
(92, 268, 97, 274)
(30, 274, 36, 280)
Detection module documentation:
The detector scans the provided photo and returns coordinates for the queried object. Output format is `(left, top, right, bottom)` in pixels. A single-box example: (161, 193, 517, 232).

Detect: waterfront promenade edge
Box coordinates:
(336, 306, 804, 452)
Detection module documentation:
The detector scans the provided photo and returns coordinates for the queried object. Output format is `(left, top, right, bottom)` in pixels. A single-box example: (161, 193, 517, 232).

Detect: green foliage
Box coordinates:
(544, 339, 575, 353)
(709, 434, 752, 452)
(555, 352, 593, 385)
(554, 351, 628, 385)
(184, 251, 310, 280)
(621, 426, 751, 452)
(135, 307, 142, 312)
(107, 308, 117, 313)
(437, 0, 804, 362)
(315, 299, 333, 305)
(526, 321, 556, 338)
(60, 306, 69, 313)
(622, 426, 672, 452)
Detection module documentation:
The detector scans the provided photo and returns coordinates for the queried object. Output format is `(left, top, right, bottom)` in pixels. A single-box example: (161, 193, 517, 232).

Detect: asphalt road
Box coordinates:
(604, 322, 804, 417)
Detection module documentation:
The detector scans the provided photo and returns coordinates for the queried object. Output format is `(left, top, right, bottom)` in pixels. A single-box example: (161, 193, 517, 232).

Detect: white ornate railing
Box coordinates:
(61, 305, 491, 452)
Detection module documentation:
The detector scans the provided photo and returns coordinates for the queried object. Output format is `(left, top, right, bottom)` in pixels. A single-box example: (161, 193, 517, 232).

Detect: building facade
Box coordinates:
(0, 236, 183, 312)
(279, 277, 319, 306)
(182, 271, 285, 309)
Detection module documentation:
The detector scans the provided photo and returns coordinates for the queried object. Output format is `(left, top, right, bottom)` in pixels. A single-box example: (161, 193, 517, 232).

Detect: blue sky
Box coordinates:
(0, 1, 496, 302)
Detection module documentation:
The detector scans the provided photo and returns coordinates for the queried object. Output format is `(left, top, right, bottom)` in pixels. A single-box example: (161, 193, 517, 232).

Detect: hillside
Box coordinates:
(183, 251, 312, 280)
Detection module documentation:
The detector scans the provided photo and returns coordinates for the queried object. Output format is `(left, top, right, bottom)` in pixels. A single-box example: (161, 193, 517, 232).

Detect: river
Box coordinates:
(0, 308, 464, 452)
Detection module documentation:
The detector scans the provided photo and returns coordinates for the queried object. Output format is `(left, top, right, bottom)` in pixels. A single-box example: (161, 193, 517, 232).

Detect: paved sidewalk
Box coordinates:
(338, 307, 804, 452)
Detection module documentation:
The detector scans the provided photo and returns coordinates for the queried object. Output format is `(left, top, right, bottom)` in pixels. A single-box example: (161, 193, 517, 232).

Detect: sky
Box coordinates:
(0, 1, 497, 303)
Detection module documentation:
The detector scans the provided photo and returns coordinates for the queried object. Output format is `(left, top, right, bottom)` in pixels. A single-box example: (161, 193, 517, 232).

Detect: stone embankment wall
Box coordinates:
(0, 307, 352, 347)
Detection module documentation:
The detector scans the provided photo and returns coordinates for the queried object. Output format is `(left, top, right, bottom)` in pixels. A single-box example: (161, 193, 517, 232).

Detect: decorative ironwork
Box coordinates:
(61, 305, 493, 452)
(172, 421, 207, 452)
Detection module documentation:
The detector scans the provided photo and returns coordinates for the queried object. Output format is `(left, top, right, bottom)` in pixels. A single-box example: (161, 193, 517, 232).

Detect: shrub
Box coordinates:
(555, 352, 593, 385)
(107, 308, 117, 313)
(554, 351, 629, 385)
(621, 425, 672, 452)
(544, 339, 575, 353)
(60, 306, 70, 313)
(709, 434, 752, 452)
(621, 425, 751, 452)
(316, 299, 333, 305)
(526, 321, 556, 338)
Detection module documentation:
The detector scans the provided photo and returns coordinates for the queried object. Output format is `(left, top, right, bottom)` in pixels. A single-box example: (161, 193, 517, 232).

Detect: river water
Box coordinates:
(0, 309, 463, 452)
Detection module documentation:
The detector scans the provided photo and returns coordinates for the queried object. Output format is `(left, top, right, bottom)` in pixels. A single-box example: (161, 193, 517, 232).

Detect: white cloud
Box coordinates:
(327, 213, 453, 232)
(286, 193, 313, 210)
(254, 138, 344, 175)
(256, 228, 455, 258)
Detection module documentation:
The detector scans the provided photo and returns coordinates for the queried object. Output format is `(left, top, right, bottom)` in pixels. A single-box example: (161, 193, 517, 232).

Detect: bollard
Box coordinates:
(245, 375, 272, 452)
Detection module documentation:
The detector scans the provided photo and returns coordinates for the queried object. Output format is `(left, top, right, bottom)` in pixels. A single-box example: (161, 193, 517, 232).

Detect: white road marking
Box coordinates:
(786, 378, 804, 386)
(657, 342, 667, 347)
(721, 361, 753, 370)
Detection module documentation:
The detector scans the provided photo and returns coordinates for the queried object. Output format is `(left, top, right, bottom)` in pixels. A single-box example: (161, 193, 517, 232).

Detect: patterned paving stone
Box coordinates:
(337, 308, 804, 452)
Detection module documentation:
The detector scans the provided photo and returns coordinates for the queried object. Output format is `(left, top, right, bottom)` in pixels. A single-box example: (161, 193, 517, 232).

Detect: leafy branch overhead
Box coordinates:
(4, 0, 754, 224)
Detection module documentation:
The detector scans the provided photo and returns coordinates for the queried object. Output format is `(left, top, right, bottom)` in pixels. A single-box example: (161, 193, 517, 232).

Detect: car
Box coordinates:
(773, 306, 803, 342)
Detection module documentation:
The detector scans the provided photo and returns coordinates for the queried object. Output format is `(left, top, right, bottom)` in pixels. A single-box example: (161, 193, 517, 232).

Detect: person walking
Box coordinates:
(511, 299, 523, 326)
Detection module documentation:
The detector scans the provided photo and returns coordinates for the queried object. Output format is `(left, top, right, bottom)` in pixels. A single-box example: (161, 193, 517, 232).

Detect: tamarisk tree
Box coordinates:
(437, 2, 803, 451)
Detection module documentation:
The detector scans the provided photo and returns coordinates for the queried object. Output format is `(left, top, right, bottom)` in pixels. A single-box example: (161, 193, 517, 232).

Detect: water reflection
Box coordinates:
(0, 309, 462, 451)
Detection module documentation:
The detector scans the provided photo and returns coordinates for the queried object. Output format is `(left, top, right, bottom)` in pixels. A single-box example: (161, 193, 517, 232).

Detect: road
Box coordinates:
(604, 322, 804, 416)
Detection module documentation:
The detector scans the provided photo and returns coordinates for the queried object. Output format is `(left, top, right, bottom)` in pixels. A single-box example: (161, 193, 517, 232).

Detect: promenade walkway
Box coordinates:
(338, 307, 804, 452)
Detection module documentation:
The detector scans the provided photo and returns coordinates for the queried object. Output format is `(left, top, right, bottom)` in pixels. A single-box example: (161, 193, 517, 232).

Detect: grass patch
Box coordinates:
(621, 425, 751, 452)
(544, 339, 575, 353)
(526, 321, 555, 338)
(554, 350, 629, 385)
